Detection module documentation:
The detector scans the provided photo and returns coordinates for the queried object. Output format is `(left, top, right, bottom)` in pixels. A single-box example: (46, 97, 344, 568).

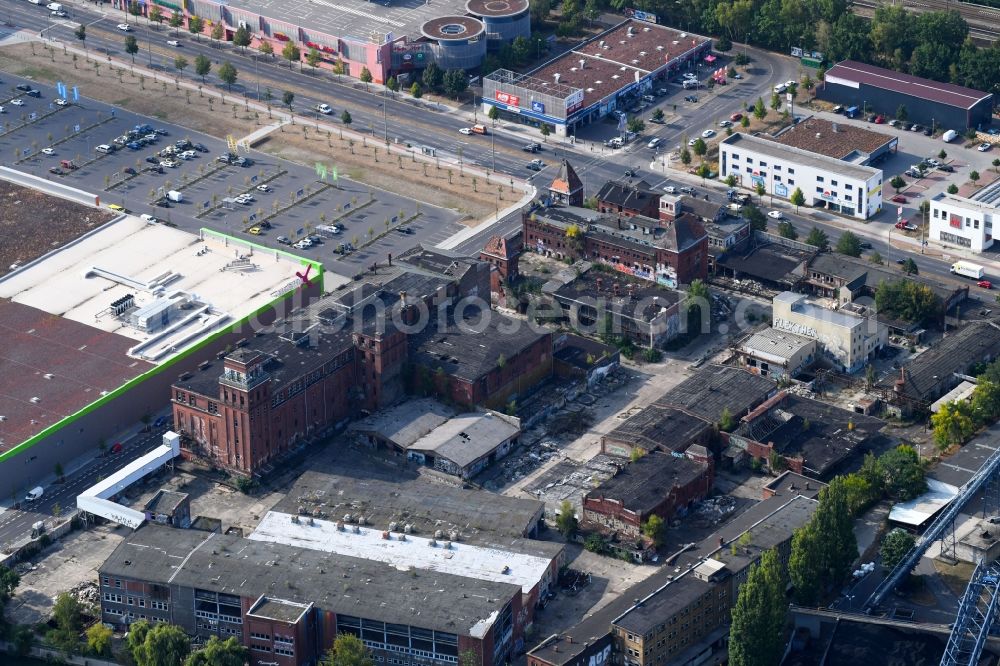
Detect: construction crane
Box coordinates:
(939, 561, 1000, 666)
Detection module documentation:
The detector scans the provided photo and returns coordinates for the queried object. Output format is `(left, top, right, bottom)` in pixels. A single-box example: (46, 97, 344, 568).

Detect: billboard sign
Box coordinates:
(774, 182, 788, 197)
(531, 100, 545, 114)
(624, 8, 658, 23)
(495, 90, 520, 107)
(565, 89, 585, 112)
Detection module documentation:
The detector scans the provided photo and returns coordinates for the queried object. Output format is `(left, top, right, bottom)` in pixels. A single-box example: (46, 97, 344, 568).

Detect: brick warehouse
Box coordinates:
(173, 252, 552, 475)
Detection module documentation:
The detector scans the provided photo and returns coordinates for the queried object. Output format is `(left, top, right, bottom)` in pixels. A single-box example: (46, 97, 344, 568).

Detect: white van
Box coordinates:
(682, 80, 700, 90)
(25, 486, 44, 502)
(942, 129, 958, 143)
(167, 190, 183, 203)
(95, 144, 114, 154)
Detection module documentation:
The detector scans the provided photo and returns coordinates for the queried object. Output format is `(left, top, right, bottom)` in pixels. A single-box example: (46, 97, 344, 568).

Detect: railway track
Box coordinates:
(853, 0, 1000, 43)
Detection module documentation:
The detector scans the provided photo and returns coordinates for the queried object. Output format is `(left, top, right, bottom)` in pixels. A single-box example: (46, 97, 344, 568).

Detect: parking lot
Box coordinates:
(0, 73, 462, 277)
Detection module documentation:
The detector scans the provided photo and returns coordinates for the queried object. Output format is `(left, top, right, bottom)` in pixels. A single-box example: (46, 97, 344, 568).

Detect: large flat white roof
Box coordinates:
(0, 218, 317, 364)
(249, 510, 553, 594)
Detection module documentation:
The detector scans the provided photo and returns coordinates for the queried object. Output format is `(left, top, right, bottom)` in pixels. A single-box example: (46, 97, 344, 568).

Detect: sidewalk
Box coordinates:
(648, 157, 1000, 279)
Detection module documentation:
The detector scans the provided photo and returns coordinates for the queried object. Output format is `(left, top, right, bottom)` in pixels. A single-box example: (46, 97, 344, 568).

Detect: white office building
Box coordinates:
(929, 192, 995, 253)
(771, 291, 888, 373)
(718, 133, 884, 220)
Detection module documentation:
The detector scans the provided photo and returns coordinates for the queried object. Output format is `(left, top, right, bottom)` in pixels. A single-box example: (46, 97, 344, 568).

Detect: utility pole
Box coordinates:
(491, 129, 496, 172)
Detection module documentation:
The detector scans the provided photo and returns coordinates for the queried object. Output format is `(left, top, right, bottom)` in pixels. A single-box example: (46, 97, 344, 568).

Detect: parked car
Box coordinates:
(167, 39, 180, 46)
(978, 280, 993, 289)
(276, 236, 291, 245)
(938, 164, 955, 172)
(10, 98, 24, 106)
(874, 115, 886, 124)
(316, 103, 333, 115)
(193, 143, 208, 152)
(256, 184, 271, 192)
(117, 23, 131, 31)
(680, 186, 696, 195)
(701, 129, 716, 138)
(459, 127, 473, 135)
(718, 120, 732, 128)
(767, 210, 784, 219)
(526, 162, 542, 171)
(730, 113, 743, 121)
(891, 195, 907, 203)
(624, 168, 637, 177)
(684, 95, 698, 103)
(54, 98, 68, 106)
(40, 147, 54, 155)
(663, 185, 678, 194)
(978, 143, 992, 152)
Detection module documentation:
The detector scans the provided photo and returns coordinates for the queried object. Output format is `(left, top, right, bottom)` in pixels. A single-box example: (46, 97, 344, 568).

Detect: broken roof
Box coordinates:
(889, 321, 1000, 403)
(407, 411, 520, 469)
(656, 365, 776, 424)
(604, 404, 712, 453)
(585, 451, 710, 514)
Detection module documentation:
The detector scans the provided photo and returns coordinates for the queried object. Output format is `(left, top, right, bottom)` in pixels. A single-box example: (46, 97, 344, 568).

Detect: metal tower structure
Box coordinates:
(866, 433, 1000, 611)
(939, 561, 1000, 666)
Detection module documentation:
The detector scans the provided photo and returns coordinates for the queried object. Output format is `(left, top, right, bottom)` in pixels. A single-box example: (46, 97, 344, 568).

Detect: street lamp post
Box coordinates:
(491, 129, 496, 172)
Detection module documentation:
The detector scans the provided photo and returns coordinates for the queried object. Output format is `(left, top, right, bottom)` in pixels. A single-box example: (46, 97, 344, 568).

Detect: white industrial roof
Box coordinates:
(931, 381, 978, 414)
(740, 328, 816, 364)
(347, 398, 454, 448)
(0, 219, 330, 364)
(888, 478, 959, 528)
(248, 510, 553, 594)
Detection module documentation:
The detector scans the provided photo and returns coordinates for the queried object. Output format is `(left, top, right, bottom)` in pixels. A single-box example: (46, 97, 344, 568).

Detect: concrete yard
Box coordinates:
(4, 525, 125, 626)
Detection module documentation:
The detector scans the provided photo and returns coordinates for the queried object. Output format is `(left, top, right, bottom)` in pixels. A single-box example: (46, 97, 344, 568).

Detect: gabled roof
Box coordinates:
(549, 159, 583, 195)
(889, 321, 1000, 402)
(595, 179, 657, 210)
(825, 60, 992, 110)
(481, 233, 521, 261)
(659, 212, 708, 254)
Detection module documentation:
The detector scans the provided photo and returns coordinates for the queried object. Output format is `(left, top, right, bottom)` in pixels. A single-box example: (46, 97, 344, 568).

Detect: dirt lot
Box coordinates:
(256, 130, 507, 221)
(0, 43, 259, 139)
(0, 180, 113, 274)
(4, 525, 124, 626)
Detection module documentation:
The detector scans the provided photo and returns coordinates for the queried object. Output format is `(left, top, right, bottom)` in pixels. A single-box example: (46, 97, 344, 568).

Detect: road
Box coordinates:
(0, 0, 796, 196)
(0, 426, 168, 550)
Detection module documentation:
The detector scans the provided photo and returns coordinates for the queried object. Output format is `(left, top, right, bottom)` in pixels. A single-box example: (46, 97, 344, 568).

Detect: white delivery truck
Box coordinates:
(167, 190, 183, 203)
(942, 129, 958, 143)
(24, 486, 44, 502)
(951, 260, 985, 280)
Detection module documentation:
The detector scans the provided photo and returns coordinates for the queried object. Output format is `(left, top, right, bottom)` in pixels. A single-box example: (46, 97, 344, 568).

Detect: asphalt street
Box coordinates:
(0, 426, 168, 549)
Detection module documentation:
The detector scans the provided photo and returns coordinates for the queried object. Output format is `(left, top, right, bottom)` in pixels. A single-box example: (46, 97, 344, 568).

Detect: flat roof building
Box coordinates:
(654, 364, 777, 425)
(772, 291, 888, 373)
(719, 133, 884, 220)
(99, 525, 525, 666)
(0, 217, 321, 500)
(601, 405, 713, 458)
(929, 191, 998, 253)
(582, 450, 713, 541)
(770, 116, 898, 165)
(818, 60, 994, 131)
(483, 19, 711, 136)
(405, 410, 521, 479)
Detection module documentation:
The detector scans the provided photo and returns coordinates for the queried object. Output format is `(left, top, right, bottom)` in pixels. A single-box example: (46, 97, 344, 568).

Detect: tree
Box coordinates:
(754, 182, 766, 202)
(725, 174, 737, 188)
(184, 636, 248, 666)
(719, 406, 736, 432)
(86, 624, 113, 656)
(770, 91, 782, 113)
(680, 146, 692, 166)
(194, 54, 211, 82)
(932, 400, 977, 450)
(217, 61, 238, 91)
(753, 96, 767, 120)
(790, 187, 805, 212)
(692, 137, 707, 158)
(127, 620, 151, 662)
(124, 35, 139, 63)
(993, 158, 1000, 174)
(50, 592, 83, 652)
(135, 622, 191, 666)
(443, 69, 468, 99)
(789, 479, 857, 605)
(210, 21, 225, 43)
(74, 24, 87, 52)
(970, 170, 981, 186)
(740, 114, 750, 129)
(410, 82, 422, 98)
(729, 548, 787, 666)
(971, 380, 1000, 424)
(282, 41, 301, 70)
(875, 279, 940, 324)
(169, 12, 183, 34)
(233, 25, 251, 52)
(341, 110, 352, 126)
(743, 204, 767, 232)
(890, 175, 906, 193)
(488, 104, 500, 124)
(187, 15, 204, 39)
(835, 230, 863, 257)
(652, 108, 664, 122)
(696, 163, 711, 183)
(805, 227, 829, 250)
(900, 258, 919, 275)
(895, 104, 908, 122)
(880, 528, 916, 570)
(642, 514, 665, 547)
(541, 124, 551, 141)
(715, 34, 732, 52)
(282, 90, 295, 111)
(869, 251, 883, 265)
(386, 76, 400, 93)
(0, 565, 20, 606)
(259, 40, 273, 57)
(556, 500, 577, 538)
(777, 220, 798, 240)
(947, 183, 959, 195)
(174, 55, 188, 73)
(879, 445, 926, 501)
(323, 634, 374, 666)
(627, 117, 645, 134)
(359, 66, 373, 91)
(789, 523, 824, 605)
(422, 62, 443, 92)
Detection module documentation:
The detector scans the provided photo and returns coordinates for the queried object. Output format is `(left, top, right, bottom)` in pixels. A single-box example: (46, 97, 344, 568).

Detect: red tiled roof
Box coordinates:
(825, 60, 992, 110)
(482, 235, 518, 260)
(0, 300, 154, 452)
(550, 159, 583, 195)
